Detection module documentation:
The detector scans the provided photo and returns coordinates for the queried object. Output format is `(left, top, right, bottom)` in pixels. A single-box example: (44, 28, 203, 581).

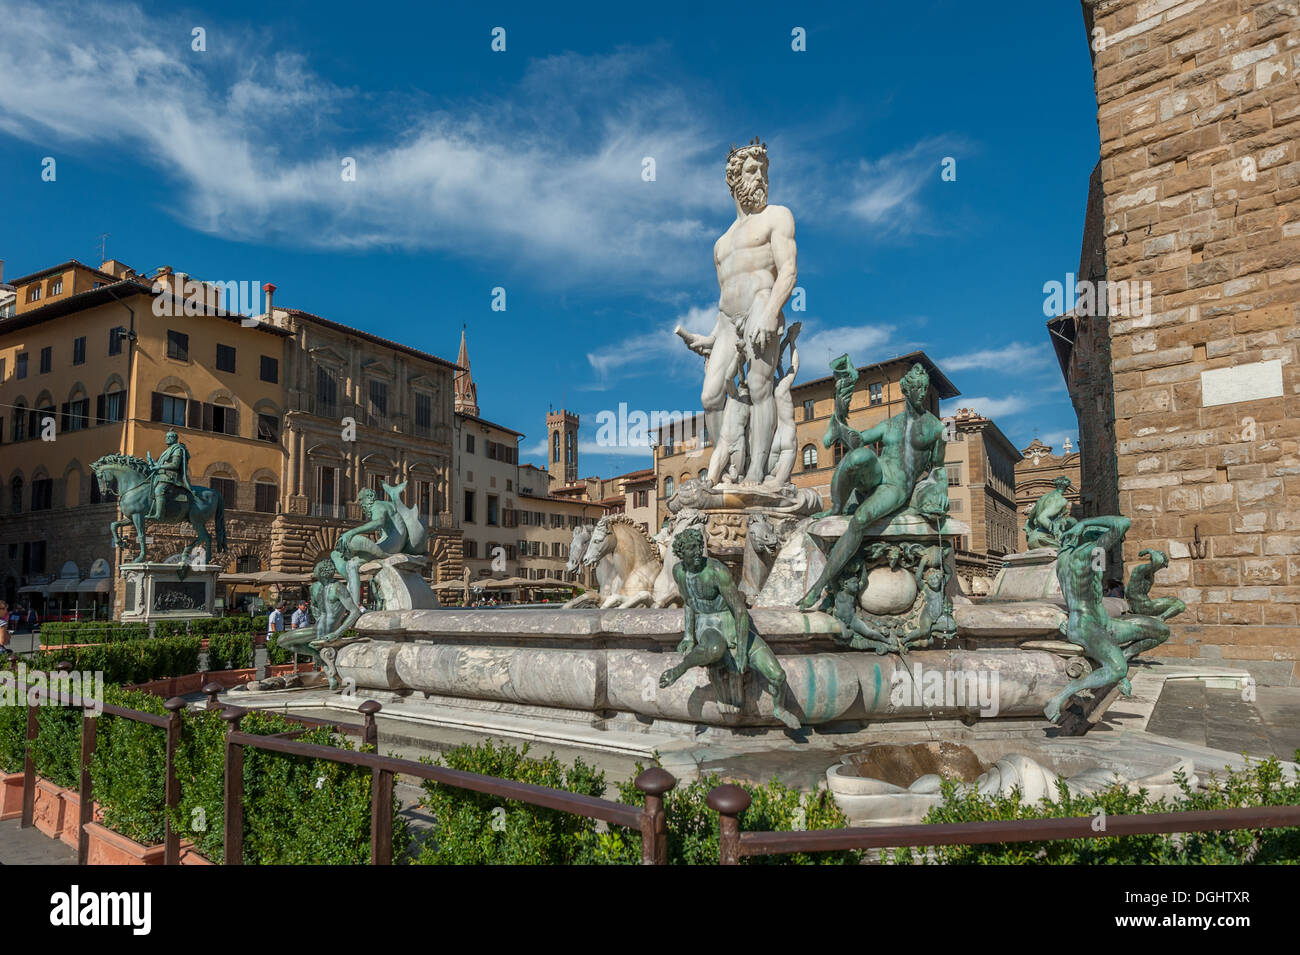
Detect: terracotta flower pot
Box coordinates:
(58, 789, 83, 847)
(180, 844, 214, 865)
(32, 778, 68, 839)
(0, 772, 23, 822)
(83, 822, 166, 865)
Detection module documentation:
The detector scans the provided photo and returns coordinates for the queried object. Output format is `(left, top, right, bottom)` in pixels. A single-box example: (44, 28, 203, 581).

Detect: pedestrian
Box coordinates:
(0, 600, 11, 660)
(291, 600, 310, 630)
(25, 605, 37, 633)
(267, 602, 286, 643)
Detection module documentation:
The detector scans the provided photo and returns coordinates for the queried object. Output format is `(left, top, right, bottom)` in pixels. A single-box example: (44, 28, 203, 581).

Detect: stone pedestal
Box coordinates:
(119, 562, 221, 623)
(989, 548, 1063, 602)
(360, 554, 440, 611)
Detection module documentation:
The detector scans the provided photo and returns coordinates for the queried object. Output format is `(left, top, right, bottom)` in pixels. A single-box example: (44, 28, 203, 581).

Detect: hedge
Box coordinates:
(888, 755, 1300, 865)
(27, 637, 201, 686)
(0, 684, 408, 863)
(205, 633, 254, 671)
(413, 742, 860, 865)
(155, 615, 269, 638)
(37, 622, 149, 646)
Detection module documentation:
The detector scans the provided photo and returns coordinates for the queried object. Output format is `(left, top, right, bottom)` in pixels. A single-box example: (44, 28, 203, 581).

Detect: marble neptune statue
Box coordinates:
(676, 136, 797, 489)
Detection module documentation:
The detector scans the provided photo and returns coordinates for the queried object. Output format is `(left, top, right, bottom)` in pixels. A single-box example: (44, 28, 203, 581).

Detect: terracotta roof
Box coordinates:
(7, 259, 120, 286)
(456, 411, 524, 438)
(279, 307, 460, 372)
(794, 350, 960, 400)
(0, 279, 289, 337)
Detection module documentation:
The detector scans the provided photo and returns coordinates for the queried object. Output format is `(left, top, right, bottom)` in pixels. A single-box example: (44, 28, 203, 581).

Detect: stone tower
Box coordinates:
(547, 409, 579, 487)
(453, 326, 479, 417)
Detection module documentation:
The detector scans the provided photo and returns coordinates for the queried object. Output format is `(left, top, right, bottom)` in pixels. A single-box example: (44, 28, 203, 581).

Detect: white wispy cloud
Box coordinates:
(848, 137, 964, 234)
(941, 395, 1031, 420)
(797, 322, 897, 372)
(0, 1, 963, 285)
(937, 341, 1054, 374)
(585, 304, 715, 387)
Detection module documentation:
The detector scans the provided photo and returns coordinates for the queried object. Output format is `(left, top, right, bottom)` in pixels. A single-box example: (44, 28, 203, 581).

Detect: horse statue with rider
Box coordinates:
(90, 430, 227, 566)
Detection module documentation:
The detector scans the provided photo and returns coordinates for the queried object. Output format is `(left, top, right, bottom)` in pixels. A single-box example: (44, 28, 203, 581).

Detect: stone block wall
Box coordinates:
(1086, 0, 1300, 683)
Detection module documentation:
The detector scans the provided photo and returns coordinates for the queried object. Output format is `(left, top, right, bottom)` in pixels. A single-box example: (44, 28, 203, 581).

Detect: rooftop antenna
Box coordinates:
(97, 233, 110, 263)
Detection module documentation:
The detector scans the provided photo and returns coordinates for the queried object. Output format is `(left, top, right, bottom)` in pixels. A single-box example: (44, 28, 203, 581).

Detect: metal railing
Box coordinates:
(14, 668, 676, 865)
(704, 784, 1300, 865)
(17, 663, 1299, 867)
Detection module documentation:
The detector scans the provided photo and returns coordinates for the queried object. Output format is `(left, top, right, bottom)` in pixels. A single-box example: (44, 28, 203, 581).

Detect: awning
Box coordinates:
(47, 578, 82, 594)
(17, 584, 48, 595)
(77, 578, 112, 594)
(218, 573, 261, 584)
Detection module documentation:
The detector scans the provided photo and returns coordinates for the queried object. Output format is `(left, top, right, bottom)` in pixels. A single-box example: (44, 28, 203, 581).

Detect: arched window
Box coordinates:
(833, 441, 846, 465)
(12, 401, 27, 442)
(565, 433, 574, 465)
(664, 476, 675, 498)
(10, 477, 22, 514)
(802, 444, 818, 470)
(552, 432, 560, 463)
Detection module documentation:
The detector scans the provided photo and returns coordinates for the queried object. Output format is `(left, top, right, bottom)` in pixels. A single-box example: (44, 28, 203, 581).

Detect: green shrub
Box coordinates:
(91, 687, 169, 844)
(205, 633, 254, 671)
(37, 622, 148, 646)
(29, 637, 201, 685)
(0, 685, 27, 774)
(889, 754, 1300, 865)
(266, 633, 291, 666)
(87, 689, 407, 862)
(414, 740, 607, 865)
(574, 769, 860, 865)
(413, 742, 858, 865)
(156, 616, 269, 638)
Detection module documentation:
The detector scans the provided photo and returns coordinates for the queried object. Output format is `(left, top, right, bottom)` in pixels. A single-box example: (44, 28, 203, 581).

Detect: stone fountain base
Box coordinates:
(332, 607, 1091, 731)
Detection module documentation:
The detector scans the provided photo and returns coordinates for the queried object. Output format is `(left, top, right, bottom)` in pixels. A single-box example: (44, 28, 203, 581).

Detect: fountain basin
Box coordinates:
(342, 607, 1081, 729)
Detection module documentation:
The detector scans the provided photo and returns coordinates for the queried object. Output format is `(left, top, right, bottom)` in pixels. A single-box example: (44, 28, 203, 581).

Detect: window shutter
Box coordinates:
(228, 407, 240, 436)
(96, 394, 106, 425)
(60, 403, 70, 432)
(202, 403, 213, 433)
(151, 391, 163, 422)
(29, 409, 38, 437)
(187, 399, 201, 430)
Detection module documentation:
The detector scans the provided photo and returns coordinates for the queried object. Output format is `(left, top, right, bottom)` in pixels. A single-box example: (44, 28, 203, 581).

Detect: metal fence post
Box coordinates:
(77, 698, 97, 865)
(221, 708, 244, 865)
(634, 768, 676, 865)
(707, 784, 751, 865)
(163, 697, 185, 865)
(371, 768, 394, 865)
(20, 686, 38, 828)
(203, 682, 223, 710)
(358, 699, 381, 747)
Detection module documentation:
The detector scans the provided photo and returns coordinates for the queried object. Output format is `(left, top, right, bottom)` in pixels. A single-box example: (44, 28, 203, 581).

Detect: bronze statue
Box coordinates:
(331, 480, 430, 608)
(1044, 516, 1171, 723)
(799, 362, 947, 610)
(659, 528, 801, 728)
(1125, 548, 1187, 620)
(277, 559, 364, 683)
(1024, 476, 1077, 549)
(91, 435, 227, 565)
(146, 430, 195, 520)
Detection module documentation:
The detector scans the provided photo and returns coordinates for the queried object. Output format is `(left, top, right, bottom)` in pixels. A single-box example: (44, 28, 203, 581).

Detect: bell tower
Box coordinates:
(546, 409, 578, 487)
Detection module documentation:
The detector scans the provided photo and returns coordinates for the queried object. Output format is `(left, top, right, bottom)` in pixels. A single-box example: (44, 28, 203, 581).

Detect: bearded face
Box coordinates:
(727, 148, 769, 213)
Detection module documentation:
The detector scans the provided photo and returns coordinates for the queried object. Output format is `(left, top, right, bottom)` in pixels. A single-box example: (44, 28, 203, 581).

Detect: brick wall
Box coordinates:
(1086, 0, 1300, 683)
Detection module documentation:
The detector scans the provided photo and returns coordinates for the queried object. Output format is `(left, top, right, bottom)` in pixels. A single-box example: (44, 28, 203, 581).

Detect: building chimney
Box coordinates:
(262, 282, 277, 322)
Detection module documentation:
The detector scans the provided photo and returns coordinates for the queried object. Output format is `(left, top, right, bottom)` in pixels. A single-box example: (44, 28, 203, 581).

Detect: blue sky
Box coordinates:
(0, 0, 1099, 477)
